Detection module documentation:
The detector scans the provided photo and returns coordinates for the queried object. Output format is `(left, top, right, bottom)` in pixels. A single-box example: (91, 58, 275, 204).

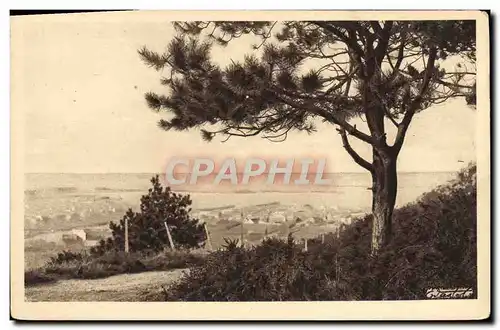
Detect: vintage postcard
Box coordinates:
(10, 10, 490, 320)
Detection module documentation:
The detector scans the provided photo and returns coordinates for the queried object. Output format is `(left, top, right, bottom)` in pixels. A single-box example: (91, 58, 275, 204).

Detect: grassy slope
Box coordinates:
(25, 249, 207, 286)
(160, 164, 477, 301)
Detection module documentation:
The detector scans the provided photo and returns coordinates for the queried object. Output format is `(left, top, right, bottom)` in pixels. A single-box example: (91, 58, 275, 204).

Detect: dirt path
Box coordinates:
(25, 269, 188, 302)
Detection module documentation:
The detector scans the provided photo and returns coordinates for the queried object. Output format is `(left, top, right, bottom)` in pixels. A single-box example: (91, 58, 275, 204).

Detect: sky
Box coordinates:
(12, 12, 477, 174)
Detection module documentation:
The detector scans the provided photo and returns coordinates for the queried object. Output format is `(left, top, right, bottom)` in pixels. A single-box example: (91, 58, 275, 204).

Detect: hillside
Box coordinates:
(159, 164, 477, 301)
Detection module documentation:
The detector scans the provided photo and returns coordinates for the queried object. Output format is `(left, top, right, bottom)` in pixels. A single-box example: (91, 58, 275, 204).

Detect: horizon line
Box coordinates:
(24, 170, 459, 175)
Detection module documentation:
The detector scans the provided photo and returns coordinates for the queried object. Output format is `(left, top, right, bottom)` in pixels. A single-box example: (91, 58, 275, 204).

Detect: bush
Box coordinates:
(49, 250, 84, 265)
(24, 270, 57, 286)
(91, 175, 206, 255)
(25, 249, 208, 286)
(163, 163, 477, 301)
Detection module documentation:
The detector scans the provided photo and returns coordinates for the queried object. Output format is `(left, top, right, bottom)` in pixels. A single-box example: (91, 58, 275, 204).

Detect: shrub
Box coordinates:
(91, 175, 206, 255)
(25, 249, 208, 286)
(164, 236, 301, 301)
(164, 163, 477, 301)
(24, 270, 57, 286)
(49, 250, 85, 265)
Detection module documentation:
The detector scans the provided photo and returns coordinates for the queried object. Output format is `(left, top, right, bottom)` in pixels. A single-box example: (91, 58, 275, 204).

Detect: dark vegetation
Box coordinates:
(157, 164, 476, 301)
(91, 175, 206, 255)
(25, 249, 207, 286)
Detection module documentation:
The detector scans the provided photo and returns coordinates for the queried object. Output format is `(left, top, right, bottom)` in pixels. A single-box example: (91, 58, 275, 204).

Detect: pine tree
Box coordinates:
(92, 175, 206, 255)
(138, 20, 476, 256)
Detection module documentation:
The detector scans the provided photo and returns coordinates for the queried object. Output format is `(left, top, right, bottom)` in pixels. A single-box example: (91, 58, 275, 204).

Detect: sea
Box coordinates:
(25, 172, 457, 212)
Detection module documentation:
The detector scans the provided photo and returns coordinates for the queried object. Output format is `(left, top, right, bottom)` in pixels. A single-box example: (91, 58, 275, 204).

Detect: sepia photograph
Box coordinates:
(10, 10, 490, 320)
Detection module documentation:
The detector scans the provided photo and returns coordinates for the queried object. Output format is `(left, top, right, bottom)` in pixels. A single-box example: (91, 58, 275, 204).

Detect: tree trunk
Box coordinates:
(370, 149, 397, 256)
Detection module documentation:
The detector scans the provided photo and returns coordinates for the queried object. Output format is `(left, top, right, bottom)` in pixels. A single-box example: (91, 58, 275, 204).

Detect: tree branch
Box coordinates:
(383, 106, 400, 128)
(387, 30, 406, 77)
(273, 93, 374, 145)
(311, 21, 365, 61)
(252, 21, 278, 50)
(392, 46, 438, 154)
(337, 128, 374, 173)
(436, 78, 475, 90)
(374, 21, 393, 66)
(370, 21, 383, 35)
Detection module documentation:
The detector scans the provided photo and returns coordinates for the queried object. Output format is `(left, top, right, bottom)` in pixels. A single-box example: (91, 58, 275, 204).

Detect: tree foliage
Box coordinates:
(91, 175, 206, 255)
(138, 20, 476, 147)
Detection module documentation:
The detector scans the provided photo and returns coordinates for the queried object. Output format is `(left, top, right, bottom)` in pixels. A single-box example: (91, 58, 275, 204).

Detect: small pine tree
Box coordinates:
(92, 175, 206, 255)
